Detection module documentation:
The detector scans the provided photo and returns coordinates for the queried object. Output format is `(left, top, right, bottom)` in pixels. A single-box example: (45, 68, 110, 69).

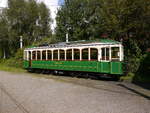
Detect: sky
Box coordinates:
(0, 0, 64, 30)
(0, 0, 7, 8)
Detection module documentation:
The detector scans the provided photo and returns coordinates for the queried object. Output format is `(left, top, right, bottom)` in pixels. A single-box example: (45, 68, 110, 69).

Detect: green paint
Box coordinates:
(110, 62, 122, 74)
(23, 60, 29, 68)
(100, 62, 110, 73)
(23, 60, 123, 75)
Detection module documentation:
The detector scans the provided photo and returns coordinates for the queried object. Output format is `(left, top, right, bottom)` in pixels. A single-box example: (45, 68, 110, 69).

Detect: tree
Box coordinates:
(56, 0, 103, 41)
(0, 11, 10, 58)
(56, 0, 150, 74)
(56, 0, 149, 48)
(0, 0, 52, 58)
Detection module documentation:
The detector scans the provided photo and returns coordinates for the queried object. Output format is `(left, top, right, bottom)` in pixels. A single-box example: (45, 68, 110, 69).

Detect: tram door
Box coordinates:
(29, 51, 32, 67)
(100, 47, 110, 73)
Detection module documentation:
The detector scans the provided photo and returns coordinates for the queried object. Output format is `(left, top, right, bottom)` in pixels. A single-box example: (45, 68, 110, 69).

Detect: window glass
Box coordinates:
(101, 48, 109, 61)
(91, 48, 98, 60)
(53, 50, 58, 60)
(101, 48, 105, 60)
(106, 48, 109, 60)
(47, 50, 51, 60)
(42, 51, 46, 60)
(74, 49, 80, 60)
(82, 48, 88, 60)
(60, 50, 65, 60)
(66, 49, 72, 60)
(111, 47, 119, 61)
(37, 51, 41, 60)
(32, 51, 36, 60)
(29, 51, 31, 60)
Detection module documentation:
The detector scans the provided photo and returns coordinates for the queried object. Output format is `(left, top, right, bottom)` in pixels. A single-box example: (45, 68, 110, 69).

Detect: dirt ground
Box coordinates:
(0, 71, 149, 113)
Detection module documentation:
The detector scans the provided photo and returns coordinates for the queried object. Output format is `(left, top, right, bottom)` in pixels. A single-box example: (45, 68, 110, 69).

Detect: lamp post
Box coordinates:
(66, 27, 71, 43)
(20, 36, 23, 49)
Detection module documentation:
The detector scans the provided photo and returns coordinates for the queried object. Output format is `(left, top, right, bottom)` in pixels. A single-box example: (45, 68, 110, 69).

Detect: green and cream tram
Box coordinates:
(23, 39, 124, 77)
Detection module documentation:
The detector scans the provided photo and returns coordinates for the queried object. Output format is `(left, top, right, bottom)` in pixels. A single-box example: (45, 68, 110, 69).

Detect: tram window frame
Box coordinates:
(111, 47, 120, 61)
(32, 51, 36, 60)
(74, 49, 80, 60)
(53, 50, 58, 60)
(66, 49, 72, 60)
(42, 50, 46, 60)
(37, 51, 41, 60)
(82, 48, 88, 60)
(47, 50, 52, 60)
(27, 51, 30, 61)
(101, 47, 110, 61)
(60, 49, 65, 60)
(90, 48, 98, 61)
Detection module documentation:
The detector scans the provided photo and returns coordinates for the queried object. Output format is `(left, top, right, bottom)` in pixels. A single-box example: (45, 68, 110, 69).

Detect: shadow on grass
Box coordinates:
(117, 84, 150, 100)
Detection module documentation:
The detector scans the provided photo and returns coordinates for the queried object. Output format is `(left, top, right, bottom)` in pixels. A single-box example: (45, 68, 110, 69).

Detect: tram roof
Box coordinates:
(25, 39, 121, 50)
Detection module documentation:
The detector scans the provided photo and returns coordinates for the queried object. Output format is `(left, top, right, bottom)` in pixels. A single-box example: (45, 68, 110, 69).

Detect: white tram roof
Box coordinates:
(25, 39, 122, 51)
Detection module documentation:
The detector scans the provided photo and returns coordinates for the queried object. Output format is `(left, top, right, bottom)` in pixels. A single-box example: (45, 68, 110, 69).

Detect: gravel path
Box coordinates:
(0, 71, 149, 113)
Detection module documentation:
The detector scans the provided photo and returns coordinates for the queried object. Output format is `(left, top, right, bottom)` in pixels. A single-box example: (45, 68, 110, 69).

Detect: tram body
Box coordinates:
(23, 39, 124, 76)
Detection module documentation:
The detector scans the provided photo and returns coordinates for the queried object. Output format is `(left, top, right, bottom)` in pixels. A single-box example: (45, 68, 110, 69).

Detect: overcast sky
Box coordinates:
(0, 0, 64, 30)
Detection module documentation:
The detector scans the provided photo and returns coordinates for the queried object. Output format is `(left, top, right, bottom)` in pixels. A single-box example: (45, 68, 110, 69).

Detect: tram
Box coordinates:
(23, 39, 124, 77)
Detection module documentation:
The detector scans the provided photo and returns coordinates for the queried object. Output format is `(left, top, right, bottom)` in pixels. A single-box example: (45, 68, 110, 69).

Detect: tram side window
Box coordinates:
(111, 47, 119, 61)
(74, 49, 80, 60)
(60, 50, 65, 60)
(32, 51, 36, 60)
(101, 48, 110, 60)
(91, 48, 98, 60)
(66, 49, 72, 60)
(47, 50, 52, 60)
(42, 51, 46, 60)
(101, 48, 105, 60)
(106, 48, 109, 60)
(37, 51, 41, 60)
(82, 48, 88, 60)
(53, 50, 58, 60)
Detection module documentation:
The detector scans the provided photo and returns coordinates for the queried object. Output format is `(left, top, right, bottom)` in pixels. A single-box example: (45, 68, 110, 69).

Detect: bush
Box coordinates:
(133, 53, 150, 82)
(4, 49, 23, 68)
(123, 39, 142, 74)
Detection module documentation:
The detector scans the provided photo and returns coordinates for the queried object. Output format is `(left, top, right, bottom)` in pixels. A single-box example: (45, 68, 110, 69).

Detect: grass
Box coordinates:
(120, 72, 150, 83)
(120, 73, 135, 82)
(0, 63, 26, 73)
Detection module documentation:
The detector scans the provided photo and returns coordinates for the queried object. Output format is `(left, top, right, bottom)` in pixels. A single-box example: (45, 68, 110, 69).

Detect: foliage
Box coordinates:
(0, 0, 52, 58)
(56, 0, 150, 44)
(120, 72, 135, 81)
(0, 49, 25, 72)
(32, 35, 58, 46)
(56, 0, 102, 41)
(124, 39, 142, 73)
(3, 49, 23, 68)
(56, 0, 150, 78)
(133, 53, 150, 82)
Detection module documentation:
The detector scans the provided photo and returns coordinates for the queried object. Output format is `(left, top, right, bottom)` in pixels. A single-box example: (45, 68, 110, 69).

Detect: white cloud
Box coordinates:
(0, 0, 7, 7)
